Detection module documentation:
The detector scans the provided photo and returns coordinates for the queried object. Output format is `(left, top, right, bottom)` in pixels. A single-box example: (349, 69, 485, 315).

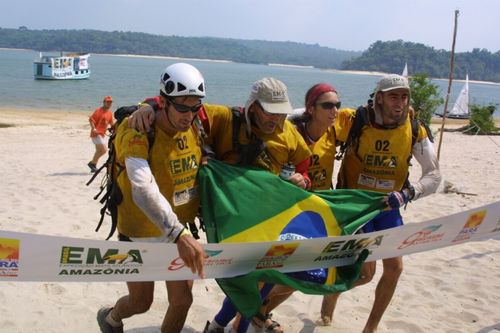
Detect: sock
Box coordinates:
(210, 320, 223, 329)
(106, 309, 123, 327)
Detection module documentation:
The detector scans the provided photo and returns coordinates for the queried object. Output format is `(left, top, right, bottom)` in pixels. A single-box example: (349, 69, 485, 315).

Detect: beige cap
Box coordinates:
(374, 74, 410, 127)
(375, 74, 410, 93)
(244, 77, 294, 115)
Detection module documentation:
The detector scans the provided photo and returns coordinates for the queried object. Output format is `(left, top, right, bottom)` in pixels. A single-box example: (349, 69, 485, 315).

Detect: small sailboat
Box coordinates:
(447, 74, 470, 119)
(402, 63, 408, 77)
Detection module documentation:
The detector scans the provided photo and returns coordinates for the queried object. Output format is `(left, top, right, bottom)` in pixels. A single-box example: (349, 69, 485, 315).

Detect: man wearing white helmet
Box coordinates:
(131, 77, 312, 189)
(320, 74, 441, 332)
(129, 77, 312, 333)
(97, 63, 207, 333)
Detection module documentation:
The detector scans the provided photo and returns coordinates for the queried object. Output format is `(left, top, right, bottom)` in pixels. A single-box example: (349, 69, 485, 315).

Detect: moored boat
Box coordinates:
(435, 75, 470, 119)
(34, 52, 90, 80)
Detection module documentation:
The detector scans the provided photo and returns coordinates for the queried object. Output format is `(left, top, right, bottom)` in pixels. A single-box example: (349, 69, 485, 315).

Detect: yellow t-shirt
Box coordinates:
(203, 104, 312, 175)
(115, 120, 202, 238)
(304, 126, 337, 190)
(335, 108, 427, 193)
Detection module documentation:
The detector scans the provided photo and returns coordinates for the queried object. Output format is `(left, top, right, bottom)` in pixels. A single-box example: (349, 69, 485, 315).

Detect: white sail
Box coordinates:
(402, 63, 408, 77)
(449, 74, 469, 118)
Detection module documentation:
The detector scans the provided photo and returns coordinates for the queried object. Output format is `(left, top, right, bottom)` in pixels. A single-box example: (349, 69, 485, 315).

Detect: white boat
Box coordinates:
(435, 75, 470, 119)
(33, 52, 90, 80)
(447, 74, 470, 119)
(402, 63, 408, 77)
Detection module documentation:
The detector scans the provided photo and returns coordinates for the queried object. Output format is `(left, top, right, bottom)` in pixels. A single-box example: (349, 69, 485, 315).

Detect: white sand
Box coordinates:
(0, 108, 499, 332)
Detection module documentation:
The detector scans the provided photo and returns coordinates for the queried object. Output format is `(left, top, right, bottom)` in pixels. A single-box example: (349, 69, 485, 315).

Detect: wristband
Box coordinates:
(174, 228, 190, 243)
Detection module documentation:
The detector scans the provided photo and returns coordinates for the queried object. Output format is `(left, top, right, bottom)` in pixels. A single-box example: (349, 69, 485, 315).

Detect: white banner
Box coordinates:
(51, 57, 74, 78)
(1, 201, 499, 282)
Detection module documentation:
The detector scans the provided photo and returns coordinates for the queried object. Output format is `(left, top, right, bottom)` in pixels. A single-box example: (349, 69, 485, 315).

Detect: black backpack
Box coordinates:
(86, 104, 155, 240)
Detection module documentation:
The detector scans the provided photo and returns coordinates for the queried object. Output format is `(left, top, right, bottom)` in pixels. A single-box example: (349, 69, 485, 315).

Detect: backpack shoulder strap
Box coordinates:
(230, 106, 244, 151)
(336, 106, 370, 160)
(410, 118, 419, 147)
(195, 105, 210, 137)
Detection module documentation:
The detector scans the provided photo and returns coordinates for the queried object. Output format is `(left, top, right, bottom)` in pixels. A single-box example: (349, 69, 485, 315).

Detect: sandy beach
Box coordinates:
(0, 108, 499, 333)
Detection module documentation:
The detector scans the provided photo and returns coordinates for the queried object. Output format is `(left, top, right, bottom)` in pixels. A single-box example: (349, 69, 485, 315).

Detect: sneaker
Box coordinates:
(203, 320, 225, 333)
(97, 307, 123, 333)
(88, 162, 97, 173)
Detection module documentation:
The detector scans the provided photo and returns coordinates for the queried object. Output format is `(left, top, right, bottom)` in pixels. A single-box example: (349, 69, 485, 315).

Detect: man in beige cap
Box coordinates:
(320, 74, 441, 332)
(201, 78, 312, 333)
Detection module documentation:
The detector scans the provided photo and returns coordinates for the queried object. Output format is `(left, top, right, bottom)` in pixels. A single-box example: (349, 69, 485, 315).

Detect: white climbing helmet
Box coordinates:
(160, 63, 205, 98)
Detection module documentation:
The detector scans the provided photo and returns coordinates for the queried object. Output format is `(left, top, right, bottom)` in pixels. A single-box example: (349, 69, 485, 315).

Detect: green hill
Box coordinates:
(0, 27, 358, 70)
(1, 27, 499, 82)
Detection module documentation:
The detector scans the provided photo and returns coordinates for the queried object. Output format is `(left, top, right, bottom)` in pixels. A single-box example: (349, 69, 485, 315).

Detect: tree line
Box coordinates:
(0, 27, 358, 69)
(1, 27, 499, 82)
(342, 40, 500, 83)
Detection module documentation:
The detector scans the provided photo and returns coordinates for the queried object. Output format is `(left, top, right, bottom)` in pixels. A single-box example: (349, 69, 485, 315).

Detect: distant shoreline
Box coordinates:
(325, 68, 500, 86)
(4, 47, 500, 86)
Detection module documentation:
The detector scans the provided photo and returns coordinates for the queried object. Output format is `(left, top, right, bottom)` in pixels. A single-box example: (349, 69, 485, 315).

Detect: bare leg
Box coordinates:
(362, 257, 403, 333)
(91, 143, 107, 165)
(161, 280, 193, 333)
(263, 285, 295, 313)
(248, 285, 292, 333)
(111, 281, 155, 322)
(320, 261, 376, 325)
(319, 293, 339, 326)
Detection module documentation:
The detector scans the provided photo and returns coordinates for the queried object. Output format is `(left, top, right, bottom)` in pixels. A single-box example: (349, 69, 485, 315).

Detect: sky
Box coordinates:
(1, 0, 498, 53)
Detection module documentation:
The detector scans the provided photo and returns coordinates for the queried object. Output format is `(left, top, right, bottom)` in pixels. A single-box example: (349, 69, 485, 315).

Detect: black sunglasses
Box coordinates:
(316, 101, 341, 109)
(168, 99, 202, 113)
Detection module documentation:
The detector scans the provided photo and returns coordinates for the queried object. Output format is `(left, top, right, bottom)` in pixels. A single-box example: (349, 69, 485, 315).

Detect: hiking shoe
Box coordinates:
(97, 307, 123, 333)
(88, 162, 97, 173)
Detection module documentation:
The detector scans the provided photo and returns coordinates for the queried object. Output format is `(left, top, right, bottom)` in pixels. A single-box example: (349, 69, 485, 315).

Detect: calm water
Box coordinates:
(1, 48, 499, 117)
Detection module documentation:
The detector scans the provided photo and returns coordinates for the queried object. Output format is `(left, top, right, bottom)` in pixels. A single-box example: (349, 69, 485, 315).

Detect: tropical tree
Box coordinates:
(409, 73, 444, 125)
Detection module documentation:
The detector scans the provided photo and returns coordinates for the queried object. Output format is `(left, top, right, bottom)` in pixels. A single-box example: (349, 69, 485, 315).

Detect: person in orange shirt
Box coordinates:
(88, 96, 115, 172)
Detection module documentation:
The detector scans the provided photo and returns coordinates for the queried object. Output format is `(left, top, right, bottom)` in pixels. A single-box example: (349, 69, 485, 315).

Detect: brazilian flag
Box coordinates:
(199, 159, 386, 318)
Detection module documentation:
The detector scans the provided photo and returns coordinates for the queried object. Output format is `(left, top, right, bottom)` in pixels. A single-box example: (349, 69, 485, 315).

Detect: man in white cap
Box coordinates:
(320, 74, 441, 332)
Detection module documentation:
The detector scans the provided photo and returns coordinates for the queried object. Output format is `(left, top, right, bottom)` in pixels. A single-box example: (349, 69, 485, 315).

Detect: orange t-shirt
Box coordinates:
(89, 107, 113, 137)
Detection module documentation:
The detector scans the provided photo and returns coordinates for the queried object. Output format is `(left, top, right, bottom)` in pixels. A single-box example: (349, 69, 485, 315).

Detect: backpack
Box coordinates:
(86, 104, 155, 240)
(219, 106, 266, 165)
(334, 104, 433, 191)
(335, 105, 433, 162)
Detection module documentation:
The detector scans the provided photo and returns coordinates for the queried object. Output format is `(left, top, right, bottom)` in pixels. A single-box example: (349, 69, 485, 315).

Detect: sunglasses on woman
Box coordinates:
(316, 101, 341, 109)
(169, 99, 202, 113)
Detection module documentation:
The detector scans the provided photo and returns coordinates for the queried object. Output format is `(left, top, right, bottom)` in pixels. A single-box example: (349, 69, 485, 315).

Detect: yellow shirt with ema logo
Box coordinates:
(335, 108, 427, 193)
(115, 120, 201, 238)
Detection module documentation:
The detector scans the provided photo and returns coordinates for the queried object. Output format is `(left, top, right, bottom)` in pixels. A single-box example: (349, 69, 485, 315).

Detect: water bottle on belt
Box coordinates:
(280, 162, 295, 180)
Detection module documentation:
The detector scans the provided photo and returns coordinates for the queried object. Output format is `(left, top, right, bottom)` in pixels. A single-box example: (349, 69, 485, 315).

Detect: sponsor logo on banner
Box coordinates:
(168, 249, 230, 271)
(452, 210, 487, 243)
(0, 238, 20, 277)
(58, 246, 143, 276)
(315, 235, 384, 262)
(398, 225, 444, 250)
(256, 243, 299, 269)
